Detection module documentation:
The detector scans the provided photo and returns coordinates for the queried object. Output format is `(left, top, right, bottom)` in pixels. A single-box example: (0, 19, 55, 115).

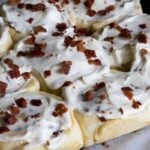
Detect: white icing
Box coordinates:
(14, 27, 115, 89)
(0, 52, 33, 95)
(0, 92, 71, 149)
(2, 0, 70, 34)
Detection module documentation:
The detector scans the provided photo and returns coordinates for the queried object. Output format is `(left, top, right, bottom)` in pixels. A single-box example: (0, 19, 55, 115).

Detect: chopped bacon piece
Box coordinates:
(52, 130, 63, 137)
(121, 87, 133, 100)
(21, 72, 31, 80)
(27, 18, 34, 24)
(0, 126, 9, 134)
(17, 3, 25, 9)
(34, 26, 47, 34)
(30, 99, 42, 106)
(31, 113, 41, 118)
(84, 0, 94, 9)
(15, 98, 27, 108)
(94, 82, 105, 91)
(64, 36, 74, 47)
(87, 9, 96, 17)
(84, 49, 96, 59)
(52, 103, 68, 117)
(25, 36, 36, 45)
(132, 100, 141, 109)
(8, 105, 20, 114)
(84, 91, 93, 101)
(8, 69, 20, 79)
(0, 81, 7, 95)
(139, 24, 147, 29)
(105, 5, 115, 14)
(138, 33, 147, 43)
(88, 59, 101, 65)
(4, 114, 17, 125)
(44, 70, 51, 78)
(99, 117, 107, 122)
(59, 61, 72, 75)
(26, 3, 46, 12)
(73, 0, 81, 5)
(62, 81, 72, 87)
(56, 23, 67, 32)
(119, 28, 132, 38)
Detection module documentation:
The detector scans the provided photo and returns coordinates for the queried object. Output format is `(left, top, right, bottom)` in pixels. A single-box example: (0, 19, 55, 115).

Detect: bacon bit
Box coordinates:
(26, 18, 34, 24)
(132, 100, 141, 109)
(87, 9, 96, 17)
(23, 117, 28, 122)
(52, 103, 68, 117)
(73, 0, 81, 5)
(62, 81, 72, 87)
(0, 81, 7, 95)
(28, 49, 45, 57)
(84, 91, 93, 101)
(84, 0, 94, 9)
(15, 98, 27, 108)
(26, 3, 46, 12)
(71, 40, 85, 52)
(99, 117, 107, 122)
(119, 108, 124, 114)
(4, 114, 17, 125)
(0, 126, 9, 134)
(105, 5, 115, 14)
(59, 61, 72, 75)
(17, 3, 25, 9)
(64, 36, 74, 47)
(4, 58, 13, 65)
(140, 48, 148, 58)
(104, 37, 114, 43)
(98, 9, 107, 16)
(94, 82, 105, 91)
(52, 32, 64, 36)
(25, 36, 36, 45)
(56, 23, 67, 32)
(139, 24, 147, 29)
(88, 59, 101, 65)
(34, 26, 47, 34)
(9, 105, 20, 114)
(99, 94, 106, 100)
(30, 99, 42, 107)
(34, 43, 47, 50)
(138, 33, 147, 43)
(119, 28, 132, 38)
(52, 130, 63, 137)
(8, 0, 21, 5)
(31, 113, 40, 118)
(44, 70, 51, 78)
(84, 49, 96, 59)
(21, 72, 31, 80)
(121, 87, 133, 100)
(8, 69, 20, 79)
(74, 27, 93, 36)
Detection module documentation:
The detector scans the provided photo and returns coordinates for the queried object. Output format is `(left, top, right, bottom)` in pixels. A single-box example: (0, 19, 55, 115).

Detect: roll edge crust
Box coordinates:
(74, 104, 150, 147)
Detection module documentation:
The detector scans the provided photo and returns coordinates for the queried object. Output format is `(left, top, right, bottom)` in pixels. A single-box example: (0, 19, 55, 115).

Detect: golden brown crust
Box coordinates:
(74, 105, 150, 147)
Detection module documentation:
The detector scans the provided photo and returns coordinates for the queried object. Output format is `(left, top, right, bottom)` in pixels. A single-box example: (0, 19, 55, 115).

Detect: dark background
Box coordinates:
(141, 0, 150, 14)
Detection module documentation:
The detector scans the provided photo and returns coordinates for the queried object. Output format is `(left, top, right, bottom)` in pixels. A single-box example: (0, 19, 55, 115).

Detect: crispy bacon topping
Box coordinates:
(94, 82, 105, 91)
(87, 9, 96, 17)
(44, 70, 51, 78)
(84, 49, 96, 59)
(8, 105, 20, 114)
(34, 26, 47, 34)
(88, 59, 101, 65)
(56, 23, 67, 32)
(0, 81, 7, 95)
(99, 117, 107, 122)
(26, 3, 46, 12)
(15, 98, 27, 108)
(4, 114, 18, 125)
(25, 36, 36, 45)
(98, 5, 115, 16)
(30, 99, 42, 107)
(59, 61, 72, 75)
(121, 87, 133, 100)
(31, 113, 41, 118)
(84, 91, 93, 101)
(52, 103, 68, 117)
(84, 0, 94, 9)
(0, 126, 9, 134)
(139, 24, 147, 29)
(62, 81, 72, 87)
(21, 72, 31, 80)
(138, 33, 147, 43)
(8, 69, 20, 79)
(132, 100, 141, 109)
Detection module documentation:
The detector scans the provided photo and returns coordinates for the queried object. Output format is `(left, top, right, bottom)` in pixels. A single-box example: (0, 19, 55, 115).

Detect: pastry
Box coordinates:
(0, 17, 13, 57)
(0, 91, 83, 150)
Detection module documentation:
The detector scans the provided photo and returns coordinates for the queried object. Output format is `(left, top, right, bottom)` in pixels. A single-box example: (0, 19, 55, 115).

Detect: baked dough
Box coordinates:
(0, 17, 13, 57)
(0, 92, 83, 150)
